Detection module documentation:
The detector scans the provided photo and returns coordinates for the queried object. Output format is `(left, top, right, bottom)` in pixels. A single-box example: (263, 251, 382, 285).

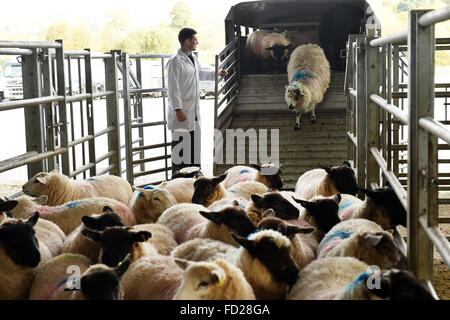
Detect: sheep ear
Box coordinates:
(159, 181, 168, 188)
(333, 193, 342, 204)
(199, 211, 223, 225)
(262, 208, 275, 218)
(287, 225, 315, 237)
(0, 200, 18, 212)
(319, 164, 332, 174)
(34, 195, 48, 205)
(115, 254, 131, 277)
(103, 206, 114, 213)
(358, 187, 376, 199)
(251, 194, 263, 205)
(365, 234, 383, 247)
(342, 161, 352, 168)
(81, 229, 102, 242)
(265, 46, 274, 51)
(35, 176, 47, 185)
(131, 231, 151, 242)
(81, 215, 98, 229)
(50, 168, 60, 174)
(213, 174, 227, 185)
(232, 200, 240, 207)
(249, 163, 262, 171)
(211, 269, 226, 287)
(386, 229, 395, 235)
(293, 198, 314, 210)
(231, 233, 254, 251)
(174, 258, 191, 270)
(27, 211, 39, 226)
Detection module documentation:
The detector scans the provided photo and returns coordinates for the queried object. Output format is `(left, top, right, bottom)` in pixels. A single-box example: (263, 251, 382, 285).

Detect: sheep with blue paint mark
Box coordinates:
(285, 44, 331, 130)
(129, 184, 177, 224)
(221, 164, 284, 190)
(316, 218, 407, 269)
(11, 195, 135, 235)
(287, 257, 435, 300)
(22, 169, 134, 206)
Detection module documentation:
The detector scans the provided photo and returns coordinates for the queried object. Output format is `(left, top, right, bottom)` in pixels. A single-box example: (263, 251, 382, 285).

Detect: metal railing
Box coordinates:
(0, 40, 172, 187)
(345, 7, 450, 296)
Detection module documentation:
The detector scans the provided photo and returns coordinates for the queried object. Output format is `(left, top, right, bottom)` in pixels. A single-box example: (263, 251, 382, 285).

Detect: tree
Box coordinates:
(170, 1, 195, 30)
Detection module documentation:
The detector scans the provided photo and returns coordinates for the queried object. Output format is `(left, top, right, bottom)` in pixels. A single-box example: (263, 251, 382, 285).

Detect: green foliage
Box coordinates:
(170, 1, 195, 30)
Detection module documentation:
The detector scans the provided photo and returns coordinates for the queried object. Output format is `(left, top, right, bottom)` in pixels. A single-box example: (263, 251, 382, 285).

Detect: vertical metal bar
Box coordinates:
(356, 36, 367, 197)
(161, 57, 169, 181)
(213, 54, 219, 176)
(380, 45, 387, 184)
(122, 52, 134, 185)
(387, 44, 393, 172)
(56, 40, 70, 176)
(104, 51, 122, 176)
(136, 57, 145, 173)
(84, 49, 96, 177)
(407, 10, 435, 281)
(346, 35, 356, 162)
(42, 48, 57, 172)
(393, 45, 400, 177)
(366, 37, 380, 188)
(77, 57, 86, 179)
(22, 48, 45, 177)
(67, 57, 77, 175)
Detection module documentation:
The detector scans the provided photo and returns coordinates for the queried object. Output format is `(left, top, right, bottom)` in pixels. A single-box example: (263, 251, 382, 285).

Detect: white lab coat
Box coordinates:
(166, 49, 215, 131)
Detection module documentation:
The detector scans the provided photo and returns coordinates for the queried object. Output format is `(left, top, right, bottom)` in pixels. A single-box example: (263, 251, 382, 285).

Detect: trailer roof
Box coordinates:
(226, 0, 375, 28)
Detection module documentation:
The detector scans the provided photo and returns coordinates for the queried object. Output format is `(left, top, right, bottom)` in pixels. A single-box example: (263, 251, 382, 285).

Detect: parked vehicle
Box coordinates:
(1, 59, 23, 100)
(199, 64, 215, 99)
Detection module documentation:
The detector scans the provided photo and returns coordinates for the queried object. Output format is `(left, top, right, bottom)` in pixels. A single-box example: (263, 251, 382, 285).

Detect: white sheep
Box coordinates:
(171, 238, 239, 264)
(22, 169, 133, 206)
(158, 202, 257, 247)
(244, 30, 291, 73)
(221, 164, 283, 190)
(171, 166, 203, 179)
(174, 258, 256, 300)
(316, 219, 407, 269)
(162, 178, 196, 203)
(232, 229, 299, 300)
(61, 211, 127, 262)
(82, 222, 177, 267)
(338, 187, 407, 230)
(0, 212, 64, 299)
(29, 253, 131, 300)
(287, 257, 435, 300)
(295, 161, 358, 200)
(285, 43, 330, 129)
(11, 194, 136, 235)
(120, 254, 184, 300)
(129, 186, 176, 224)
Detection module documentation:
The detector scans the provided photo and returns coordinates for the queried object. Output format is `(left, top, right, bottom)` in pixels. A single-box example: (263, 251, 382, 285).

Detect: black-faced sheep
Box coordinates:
(317, 219, 407, 270)
(246, 191, 300, 225)
(339, 187, 407, 230)
(285, 44, 331, 130)
(287, 257, 435, 300)
(294, 194, 342, 241)
(222, 164, 283, 190)
(295, 161, 358, 200)
(0, 198, 19, 217)
(244, 30, 291, 73)
(61, 210, 127, 262)
(29, 253, 131, 300)
(11, 195, 136, 235)
(232, 229, 299, 299)
(22, 169, 133, 206)
(191, 174, 228, 207)
(173, 258, 256, 300)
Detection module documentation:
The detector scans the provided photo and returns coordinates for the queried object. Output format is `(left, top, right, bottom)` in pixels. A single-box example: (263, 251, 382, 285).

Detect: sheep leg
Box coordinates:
(294, 112, 301, 130)
(311, 110, 317, 124)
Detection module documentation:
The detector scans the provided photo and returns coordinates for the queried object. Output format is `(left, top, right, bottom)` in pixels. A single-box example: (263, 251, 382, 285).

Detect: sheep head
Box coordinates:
(257, 216, 315, 239)
(320, 161, 358, 196)
(81, 211, 126, 231)
(251, 192, 299, 220)
(265, 43, 291, 65)
(250, 163, 283, 190)
(130, 187, 176, 224)
(192, 174, 227, 207)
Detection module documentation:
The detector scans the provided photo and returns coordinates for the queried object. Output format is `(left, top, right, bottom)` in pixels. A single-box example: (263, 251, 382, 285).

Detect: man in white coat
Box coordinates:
(167, 27, 227, 174)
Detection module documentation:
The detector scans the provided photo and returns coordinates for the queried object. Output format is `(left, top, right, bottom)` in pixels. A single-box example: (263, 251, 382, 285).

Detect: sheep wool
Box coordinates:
(285, 44, 330, 129)
(171, 238, 238, 264)
(22, 170, 133, 206)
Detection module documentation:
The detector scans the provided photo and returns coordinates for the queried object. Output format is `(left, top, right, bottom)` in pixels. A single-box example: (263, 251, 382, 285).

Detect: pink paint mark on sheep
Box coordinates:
(339, 208, 354, 221)
(179, 221, 205, 243)
(318, 240, 343, 259)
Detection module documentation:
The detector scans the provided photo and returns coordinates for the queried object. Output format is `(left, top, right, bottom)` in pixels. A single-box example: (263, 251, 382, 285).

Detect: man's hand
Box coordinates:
(176, 109, 187, 122)
(219, 69, 228, 77)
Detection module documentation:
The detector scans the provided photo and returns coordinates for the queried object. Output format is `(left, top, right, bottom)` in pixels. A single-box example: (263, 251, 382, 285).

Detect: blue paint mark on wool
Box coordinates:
(143, 185, 156, 190)
(66, 201, 80, 208)
(339, 202, 354, 212)
(293, 71, 313, 81)
(239, 169, 250, 175)
(346, 271, 374, 292)
(324, 230, 353, 243)
(87, 178, 98, 182)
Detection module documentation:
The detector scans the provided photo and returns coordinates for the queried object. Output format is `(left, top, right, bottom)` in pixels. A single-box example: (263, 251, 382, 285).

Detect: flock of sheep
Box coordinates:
(0, 162, 436, 300)
(243, 29, 331, 130)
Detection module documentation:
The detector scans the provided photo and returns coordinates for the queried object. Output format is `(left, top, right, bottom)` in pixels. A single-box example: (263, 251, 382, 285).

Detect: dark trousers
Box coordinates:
(171, 130, 200, 174)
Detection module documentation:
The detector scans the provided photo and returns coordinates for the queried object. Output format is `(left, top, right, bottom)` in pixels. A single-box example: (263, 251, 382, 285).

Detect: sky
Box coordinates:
(0, 0, 245, 35)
